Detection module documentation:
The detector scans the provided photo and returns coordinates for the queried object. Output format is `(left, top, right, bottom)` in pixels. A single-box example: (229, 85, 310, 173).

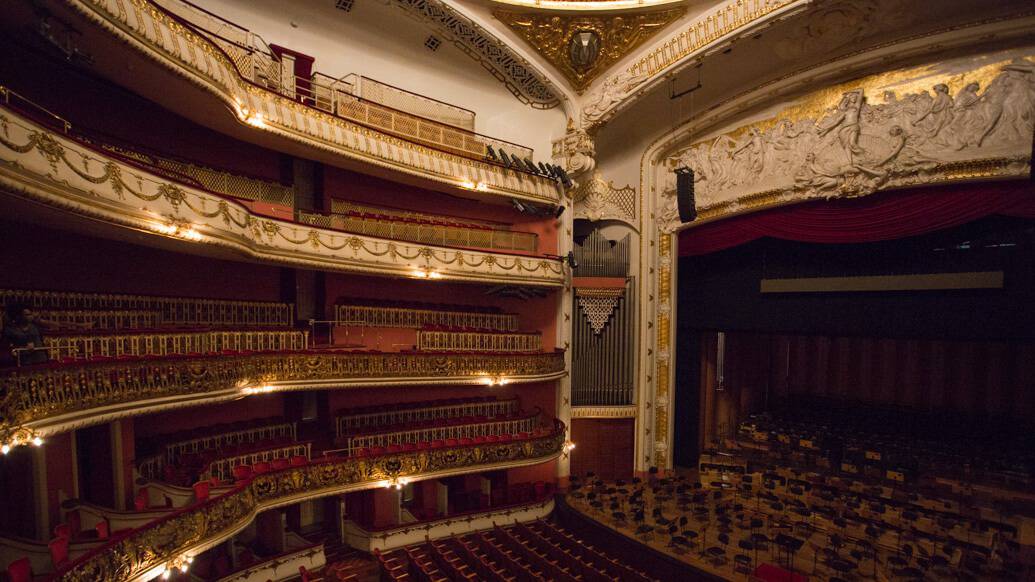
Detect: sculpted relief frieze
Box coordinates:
(656, 51, 1035, 232)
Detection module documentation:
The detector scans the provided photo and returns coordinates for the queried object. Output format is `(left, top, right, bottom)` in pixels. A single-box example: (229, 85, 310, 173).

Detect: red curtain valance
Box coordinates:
(679, 181, 1035, 256)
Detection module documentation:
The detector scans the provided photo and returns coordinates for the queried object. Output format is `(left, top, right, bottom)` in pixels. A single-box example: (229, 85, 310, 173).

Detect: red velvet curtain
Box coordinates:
(679, 182, 1035, 256)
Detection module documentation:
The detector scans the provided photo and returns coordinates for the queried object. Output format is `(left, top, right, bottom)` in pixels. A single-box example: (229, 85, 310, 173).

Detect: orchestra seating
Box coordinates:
(376, 521, 657, 582)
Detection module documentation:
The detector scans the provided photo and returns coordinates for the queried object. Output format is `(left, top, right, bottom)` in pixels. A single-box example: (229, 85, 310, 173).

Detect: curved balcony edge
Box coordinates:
(55, 0, 561, 206)
(0, 106, 566, 287)
(54, 424, 566, 582)
(0, 350, 567, 445)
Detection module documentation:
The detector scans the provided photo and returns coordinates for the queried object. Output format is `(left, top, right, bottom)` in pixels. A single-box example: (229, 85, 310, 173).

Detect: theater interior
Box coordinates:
(0, 0, 1032, 580)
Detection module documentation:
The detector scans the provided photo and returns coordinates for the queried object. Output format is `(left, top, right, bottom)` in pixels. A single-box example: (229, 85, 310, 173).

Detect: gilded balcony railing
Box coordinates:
(0, 351, 566, 443)
(202, 441, 312, 482)
(335, 304, 519, 332)
(54, 423, 565, 582)
(296, 210, 539, 254)
(416, 329, 543, 353)
(0, 289, 294, 327)
(42, 330, 308, 361)
(34, 310, 164, 330)
(341, 413, 543, 456)
(337, 398, 519, 434)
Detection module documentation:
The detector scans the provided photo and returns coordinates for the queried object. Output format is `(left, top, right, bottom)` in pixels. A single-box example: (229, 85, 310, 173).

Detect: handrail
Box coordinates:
(51, 422, 565, 581)
(149, 0, 536, 161)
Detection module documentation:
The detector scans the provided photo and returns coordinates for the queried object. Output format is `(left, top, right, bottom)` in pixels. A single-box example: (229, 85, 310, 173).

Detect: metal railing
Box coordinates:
(42, 330, 308, 361)
(151, 0, 534, 161)
(353, 76, 475, 131)
(416, 329, 542, 353)
(203, 442, 312, 482)
(341, 414, 542, 456)
(335, 303, 518, 332)
(337, 398, 519, 435)
(297, 210, 538, 253)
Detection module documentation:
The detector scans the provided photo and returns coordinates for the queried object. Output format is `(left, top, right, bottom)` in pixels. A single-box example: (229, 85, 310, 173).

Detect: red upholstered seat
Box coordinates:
(193, 481, 211, 502)
(6, 558, 31, 582)
(253, 462, 271, 474)
(232, 465, 253, 482)
(417, 441, 432, 450)
(387, 444, 404, 453)
(290, 455, 307, 466)
(53, 523, 71, 540)
(95, 520, 110, 540)
(134, 488, 148, 511)
(272, 458, 289, 470)
(49, 536, 69, 569)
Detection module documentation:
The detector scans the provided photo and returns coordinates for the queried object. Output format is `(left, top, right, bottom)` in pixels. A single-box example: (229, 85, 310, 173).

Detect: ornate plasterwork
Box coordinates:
(58, 0, 561, 204)
(494, 8, 685, 92)
(571, 405, 637, 418)
(656, 51, 1035, 233)
(582, 0, 803, 126)
(0, 108, 565, 287)
(571, 171, 637, 225)
(0, 349, 567, 443)
(575, 287, 624, 334)
(57, 425, 565, 582)
(384, 0, 561, 109)
(553, 123, 598, 179)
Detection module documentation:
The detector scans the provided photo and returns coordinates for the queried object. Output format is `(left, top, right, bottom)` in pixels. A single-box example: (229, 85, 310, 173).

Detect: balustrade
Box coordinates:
(203, 442, 312, 482)
(341, 412, 542, 456)
(337, 398, 518, 435)
(35, 310, 164, 330)
(42, 329, 308, 361)
(1, 289, 294, 326)
(336, 303, 518, 332)
(416, 328, 542, 353)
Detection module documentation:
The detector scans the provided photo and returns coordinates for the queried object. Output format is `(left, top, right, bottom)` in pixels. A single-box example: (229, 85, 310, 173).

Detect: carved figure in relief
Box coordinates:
(658, 56, 1035, 233)
(911, 84, 954, 138)
(582, 69, 649, 124)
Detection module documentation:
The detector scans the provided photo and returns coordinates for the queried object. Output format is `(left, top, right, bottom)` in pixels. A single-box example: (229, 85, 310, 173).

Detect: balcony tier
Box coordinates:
(0, 106, 565, 287)
(54, 422, 565, 582)
(41, 0, 561, 205)
(0, 350, 566, 445)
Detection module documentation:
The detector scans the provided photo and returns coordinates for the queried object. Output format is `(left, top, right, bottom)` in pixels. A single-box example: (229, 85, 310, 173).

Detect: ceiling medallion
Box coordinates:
(495, 8, 686, 92)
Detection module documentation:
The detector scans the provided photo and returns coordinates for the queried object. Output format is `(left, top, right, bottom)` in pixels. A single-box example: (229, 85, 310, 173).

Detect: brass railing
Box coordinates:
(335, 304, 519, 332)
(203, 442, 312, 482)
(1, 351, 566, 438)
(0, 290, 294, 327)
(35, 310, 164, 330)
(42, 330, 308, 361)
(297, 211, 538, 253)
(342, 414, 542, 456)
(54, 423, 565, 582)
(337, 398, 519, 435)
(416, 329, 542, 353)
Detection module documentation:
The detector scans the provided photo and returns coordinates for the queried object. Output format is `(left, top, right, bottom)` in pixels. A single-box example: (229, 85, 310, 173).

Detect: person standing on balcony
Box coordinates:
(1, 302, 91, 366)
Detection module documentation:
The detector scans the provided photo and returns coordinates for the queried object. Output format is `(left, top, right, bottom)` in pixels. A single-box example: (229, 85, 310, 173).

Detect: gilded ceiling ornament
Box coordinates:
(494, 8, 685, 92)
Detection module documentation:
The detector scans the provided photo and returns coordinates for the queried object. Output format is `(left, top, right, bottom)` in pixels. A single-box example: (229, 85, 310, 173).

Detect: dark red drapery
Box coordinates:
(678, 181, 1035, 256)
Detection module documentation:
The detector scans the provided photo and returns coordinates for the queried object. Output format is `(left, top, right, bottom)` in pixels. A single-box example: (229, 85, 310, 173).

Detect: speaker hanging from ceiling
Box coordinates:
(675, 167, 696, 223)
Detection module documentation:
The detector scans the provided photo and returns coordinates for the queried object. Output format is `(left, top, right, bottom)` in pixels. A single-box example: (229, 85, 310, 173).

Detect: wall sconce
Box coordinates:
(154, 221, 202, 241)
(1, 428, 45, 455)
(241, 385, 276, 396)
(385, 476, 409, 490)
(411, 268, 443, 280)
(563, 441, 576, 458)
(480, 376, 509, 386)
(160, 554, 193, 579)
(234, 99, 266, 128)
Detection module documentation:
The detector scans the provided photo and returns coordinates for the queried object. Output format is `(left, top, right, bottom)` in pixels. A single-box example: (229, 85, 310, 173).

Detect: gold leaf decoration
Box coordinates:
(494, 8, 685, 92)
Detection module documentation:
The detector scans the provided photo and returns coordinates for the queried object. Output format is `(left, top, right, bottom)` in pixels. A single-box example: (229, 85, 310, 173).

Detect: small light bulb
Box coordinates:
(1, 444, 9, 455)
(32, 437, 43, 446)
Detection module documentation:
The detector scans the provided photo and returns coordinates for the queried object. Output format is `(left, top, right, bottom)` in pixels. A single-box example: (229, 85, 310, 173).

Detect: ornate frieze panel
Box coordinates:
(57, 0, 561, 203)
(0, 351, 567, 444)
(55, 426, 565, 582)
(494, 8, 685, 92)
(384, 0, 561, 109)
(657, 50, 1035, 233)
(571, 405, 636, 419)
(0, 108, 565, 286)
(571, 172, 637, 225)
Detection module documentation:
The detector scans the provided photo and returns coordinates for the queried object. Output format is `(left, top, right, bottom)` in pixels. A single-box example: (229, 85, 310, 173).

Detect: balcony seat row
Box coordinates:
(337, 398, 521, 435)
(335, 300, 518, 332)
(415, 327, 542, 353)
(1, 289, 294, 327)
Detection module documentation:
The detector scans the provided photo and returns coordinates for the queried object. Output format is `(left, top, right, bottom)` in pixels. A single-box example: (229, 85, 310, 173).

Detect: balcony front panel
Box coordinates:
(0, 107, 565, 286)
(55, 425, 565, 582)
(53, 0, 561, 205)
(0, 350, 566, 442)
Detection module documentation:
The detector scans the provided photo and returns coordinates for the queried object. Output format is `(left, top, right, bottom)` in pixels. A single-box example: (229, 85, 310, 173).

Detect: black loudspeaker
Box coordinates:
(675, 167, 696, 223)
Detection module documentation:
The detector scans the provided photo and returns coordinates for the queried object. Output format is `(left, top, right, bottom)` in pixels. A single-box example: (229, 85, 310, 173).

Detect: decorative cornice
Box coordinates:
(0, 351, 567, 444)
(494, 7, 685, 93)
(384, 0, 561, 109)
(56, 0, 561, 204)
(571, 405, 636, 419)
(55, 425, 565, 582)
(0, 107, 566, 287)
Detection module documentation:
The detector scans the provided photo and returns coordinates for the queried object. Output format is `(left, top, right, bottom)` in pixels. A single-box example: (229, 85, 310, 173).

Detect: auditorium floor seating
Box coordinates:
(375, 520, 658, 582)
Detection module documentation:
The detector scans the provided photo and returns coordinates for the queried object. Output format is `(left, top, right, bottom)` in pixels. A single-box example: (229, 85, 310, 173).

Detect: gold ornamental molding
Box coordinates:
(51, 0, 561, 205)
(0, 107, 565, 287)
(571, 405, 636, 419)
(0, 350, 567, 445)
(54, 424, 565, 582)
(495, 8, 685, 92)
